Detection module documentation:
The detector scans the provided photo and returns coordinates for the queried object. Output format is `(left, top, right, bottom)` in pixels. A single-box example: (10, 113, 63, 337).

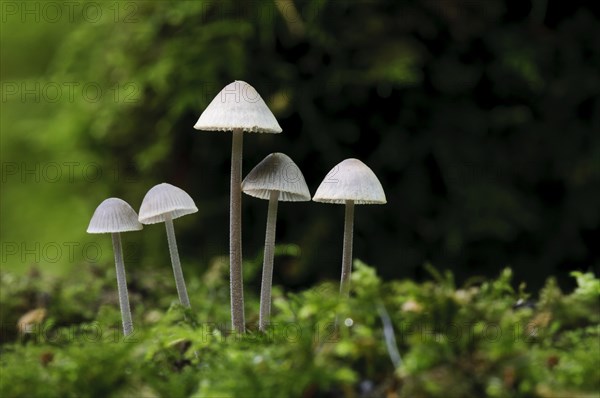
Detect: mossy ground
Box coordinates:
(0, 259, 598, 398)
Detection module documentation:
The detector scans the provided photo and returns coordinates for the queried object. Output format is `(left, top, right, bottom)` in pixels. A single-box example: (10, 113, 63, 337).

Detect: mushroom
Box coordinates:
(194, 81, 282, 332)
(242, 153, 310, 331)
(87, 198, 143, 336)
(138, 183, 198, 308)
(313, 159, 386, 297)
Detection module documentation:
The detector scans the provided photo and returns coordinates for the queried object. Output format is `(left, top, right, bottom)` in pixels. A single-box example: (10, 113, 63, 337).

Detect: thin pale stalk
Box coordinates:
(339, 200, 355, 298)
(112, 233, 133, 336)
(230, 129, 245, 332)
(377, 303, 403, 368)
(165, 215, 190, 307)
(259, 190, 279, 332)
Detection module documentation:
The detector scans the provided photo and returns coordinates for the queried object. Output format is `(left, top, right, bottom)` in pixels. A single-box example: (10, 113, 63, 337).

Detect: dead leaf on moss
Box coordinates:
(401, 300, 423, 313)
(17, 308, 47, 333)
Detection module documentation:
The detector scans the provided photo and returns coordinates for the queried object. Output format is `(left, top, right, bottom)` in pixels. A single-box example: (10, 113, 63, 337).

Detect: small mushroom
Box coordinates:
(87, 198, 143, 336)
(194, 80, 282, 332)
(242, 153, 310, 331)
(313, 159, 386, 297)
(138, 183, 198, 308)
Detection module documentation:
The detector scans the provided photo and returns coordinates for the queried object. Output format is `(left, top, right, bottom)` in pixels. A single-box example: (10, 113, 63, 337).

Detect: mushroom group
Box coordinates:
(88, 81, 388, 335)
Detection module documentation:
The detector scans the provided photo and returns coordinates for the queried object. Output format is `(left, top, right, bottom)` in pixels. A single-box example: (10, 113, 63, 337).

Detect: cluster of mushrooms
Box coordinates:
(87, 81, 386, 336)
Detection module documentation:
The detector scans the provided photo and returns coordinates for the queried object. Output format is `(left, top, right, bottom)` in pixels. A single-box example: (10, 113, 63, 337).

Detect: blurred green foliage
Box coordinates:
(1, 0, 599, 289)
(0, 261, 598, 397)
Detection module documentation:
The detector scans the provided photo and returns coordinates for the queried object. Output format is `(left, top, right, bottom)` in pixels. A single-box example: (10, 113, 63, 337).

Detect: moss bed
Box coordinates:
(1, 259, 598, 398)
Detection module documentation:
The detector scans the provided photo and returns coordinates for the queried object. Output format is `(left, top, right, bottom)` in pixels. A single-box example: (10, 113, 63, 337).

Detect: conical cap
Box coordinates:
(87, 198, 143, 233)
(138, 183, 198, 224)
(242, 153, 310, 202)
(194, 81, 282, 133)
(313, 158, 386, 204)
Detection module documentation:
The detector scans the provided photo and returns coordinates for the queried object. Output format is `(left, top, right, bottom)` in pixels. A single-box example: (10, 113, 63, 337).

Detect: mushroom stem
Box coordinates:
(230, 129, 245, 333)
(111, 232, 133, 336)
(340, 200, 355, 298)
(259, 190, 280, 332)
(165, 214, 191, 308)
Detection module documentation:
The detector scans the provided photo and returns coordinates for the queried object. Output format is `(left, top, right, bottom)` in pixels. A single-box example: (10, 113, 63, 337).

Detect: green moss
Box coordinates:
(1, 262, 598, 397)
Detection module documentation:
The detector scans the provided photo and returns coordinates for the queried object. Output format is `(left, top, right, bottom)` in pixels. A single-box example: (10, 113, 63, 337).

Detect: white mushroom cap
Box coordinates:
(87, 198, 143, 234)
(242, 153, 311, 202)
(313, 158, 387, 204)
(138, 183, 198, 225)
(193, 81, 282, 134)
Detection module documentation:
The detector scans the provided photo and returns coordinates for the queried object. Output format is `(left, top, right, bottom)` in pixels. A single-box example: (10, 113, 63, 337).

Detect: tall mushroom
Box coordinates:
(313, 159, 386, 298)
(87, 198, 143, 336)
(194, 81, 282, 332)
(138, 183, 198, 308)
(242, 153, 310, 331)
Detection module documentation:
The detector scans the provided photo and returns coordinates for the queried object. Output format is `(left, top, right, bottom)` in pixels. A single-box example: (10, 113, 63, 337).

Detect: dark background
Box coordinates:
(1, 0, 598, 291)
